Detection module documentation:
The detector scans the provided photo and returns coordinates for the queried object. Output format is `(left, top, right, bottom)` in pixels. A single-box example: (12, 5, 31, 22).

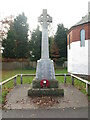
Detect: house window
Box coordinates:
(80, 29, 85, 47)
(69, 34, 70, 49)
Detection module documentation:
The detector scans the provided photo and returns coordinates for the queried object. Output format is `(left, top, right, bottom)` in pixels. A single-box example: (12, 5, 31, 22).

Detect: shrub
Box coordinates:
(56, 57, 67, 66)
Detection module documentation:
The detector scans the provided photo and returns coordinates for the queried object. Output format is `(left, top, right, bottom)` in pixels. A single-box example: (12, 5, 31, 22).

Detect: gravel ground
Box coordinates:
(3, 84, 88, 109)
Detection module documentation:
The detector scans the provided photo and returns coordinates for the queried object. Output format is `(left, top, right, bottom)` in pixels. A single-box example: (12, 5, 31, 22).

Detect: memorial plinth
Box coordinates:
(28, 9, 64, 97)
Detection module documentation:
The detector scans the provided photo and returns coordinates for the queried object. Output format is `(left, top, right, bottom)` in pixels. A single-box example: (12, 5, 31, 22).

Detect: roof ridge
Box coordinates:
(73, 14, 90, 27)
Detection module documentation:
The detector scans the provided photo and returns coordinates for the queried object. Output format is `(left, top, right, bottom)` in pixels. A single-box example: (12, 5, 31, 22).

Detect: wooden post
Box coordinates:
(14, 77, 17, 86)
(21, 74, 23, 84)
(64, 74, 66, 84)
(71, 76, 74, 85)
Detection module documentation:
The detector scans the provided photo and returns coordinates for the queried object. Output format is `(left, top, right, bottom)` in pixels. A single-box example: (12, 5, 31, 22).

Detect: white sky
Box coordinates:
(0, 0, 89, 34)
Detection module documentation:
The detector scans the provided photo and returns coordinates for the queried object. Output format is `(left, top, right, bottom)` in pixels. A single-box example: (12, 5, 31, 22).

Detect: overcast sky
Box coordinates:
(0, 0, 89, 34)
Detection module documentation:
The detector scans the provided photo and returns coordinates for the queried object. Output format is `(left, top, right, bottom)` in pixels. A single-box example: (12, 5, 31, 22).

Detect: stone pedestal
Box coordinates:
(28, 86, 64, 97)
(36, 59, 55, 80)
(32, 79, 58, 88)
(28, 78, 64, 97)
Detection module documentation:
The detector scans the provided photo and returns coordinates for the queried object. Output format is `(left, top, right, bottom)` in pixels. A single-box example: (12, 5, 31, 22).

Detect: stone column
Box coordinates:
(41, 24, 49, 59)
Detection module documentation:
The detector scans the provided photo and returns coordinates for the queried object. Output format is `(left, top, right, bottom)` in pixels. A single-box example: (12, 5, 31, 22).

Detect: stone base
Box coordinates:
(28, 79, 64, 97)
(28, 87, 64, 97)
(32, 79, 59, 88)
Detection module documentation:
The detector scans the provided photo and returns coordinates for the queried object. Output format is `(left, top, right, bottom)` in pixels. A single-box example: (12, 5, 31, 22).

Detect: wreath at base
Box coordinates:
(40, 79, 50, 88)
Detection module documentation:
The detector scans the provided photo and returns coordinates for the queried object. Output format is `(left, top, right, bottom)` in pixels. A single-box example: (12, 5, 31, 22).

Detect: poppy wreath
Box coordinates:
(40, 79, 50, 88)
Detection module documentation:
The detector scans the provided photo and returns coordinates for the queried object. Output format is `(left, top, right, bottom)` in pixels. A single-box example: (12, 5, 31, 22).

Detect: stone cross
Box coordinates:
(36, 9, 55, 81)
(38, 9, 52, 59)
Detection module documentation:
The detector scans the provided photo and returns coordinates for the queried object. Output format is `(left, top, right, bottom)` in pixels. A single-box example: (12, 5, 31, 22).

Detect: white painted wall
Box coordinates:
(88, 40, 90, 75)
(68, 40, 89, 75)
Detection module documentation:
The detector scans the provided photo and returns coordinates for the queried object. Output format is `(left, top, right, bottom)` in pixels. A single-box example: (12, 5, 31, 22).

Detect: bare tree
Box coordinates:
(0, 15, 14, 40)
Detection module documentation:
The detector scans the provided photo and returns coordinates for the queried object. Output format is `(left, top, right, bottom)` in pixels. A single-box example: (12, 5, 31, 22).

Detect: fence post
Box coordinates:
(86, 84, 90, 96)
(88, 85, 90, 96)
(21, 74, 23, 84)
(86, 83, 88, 93)
(71, 76, 74, 85)
(64, 74, 66, 84)
(14, 77, 17, 86)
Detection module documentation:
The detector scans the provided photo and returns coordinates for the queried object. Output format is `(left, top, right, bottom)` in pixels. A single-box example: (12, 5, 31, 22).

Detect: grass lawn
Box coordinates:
(2, 69, 36, 81)
(1, 69, 88, 104)
(2, 69, 67, 81)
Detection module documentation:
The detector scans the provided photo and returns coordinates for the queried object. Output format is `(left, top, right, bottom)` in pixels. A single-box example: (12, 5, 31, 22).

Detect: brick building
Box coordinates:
(67, 2, 90, 79)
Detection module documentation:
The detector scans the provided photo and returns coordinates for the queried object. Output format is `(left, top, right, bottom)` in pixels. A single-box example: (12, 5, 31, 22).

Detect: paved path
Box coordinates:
(2, 84, 88, 118)
(2, 107, 88, 118)
(4, 84, 88, 109)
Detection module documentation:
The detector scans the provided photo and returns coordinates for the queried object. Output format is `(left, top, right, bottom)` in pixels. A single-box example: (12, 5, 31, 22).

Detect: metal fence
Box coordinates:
(0, 73, 90, 95)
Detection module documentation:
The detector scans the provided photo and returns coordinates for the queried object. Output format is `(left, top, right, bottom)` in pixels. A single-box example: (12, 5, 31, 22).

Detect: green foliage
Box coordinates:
(57, 76, 86, 95)
(2, 17, 68, 62)
(2, 26, 16, 58)
(2, 70, 36, 81)
(2, 70, 35, 104)
(49, 37, 60, 61)
(29, 26, 42, 61)
(55, 24, 68, 58)
(56, 57, 67, 66)
(13, 13, 29, 58)
(88, 96, 90, 101)
(2, 80, 14, 104)
(2, 13, 29, 59)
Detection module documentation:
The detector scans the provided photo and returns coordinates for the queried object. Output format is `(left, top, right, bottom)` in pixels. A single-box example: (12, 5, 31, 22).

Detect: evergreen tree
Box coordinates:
(29, 26, 41, 61)
(55, 24, 68, 58)
(50, 37, 59, 61)
(2, 25, 16, 58)
(13, 13, 29, 58)
(2, 13, 29, 59)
